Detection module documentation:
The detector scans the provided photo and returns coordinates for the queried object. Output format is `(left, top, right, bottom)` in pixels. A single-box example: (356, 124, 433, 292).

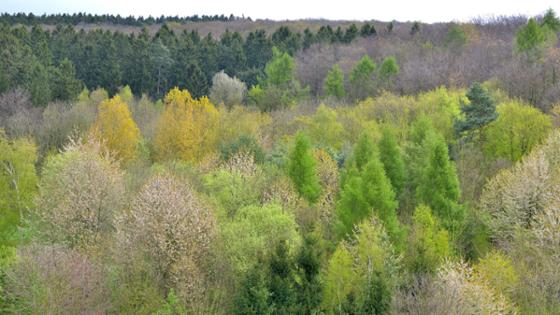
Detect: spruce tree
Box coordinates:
(288, 132, 322, 203)
(454, 82, 497, 136)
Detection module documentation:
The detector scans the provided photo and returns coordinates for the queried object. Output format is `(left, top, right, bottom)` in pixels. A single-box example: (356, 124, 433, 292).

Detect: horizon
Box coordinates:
(2, 0, 559, 23)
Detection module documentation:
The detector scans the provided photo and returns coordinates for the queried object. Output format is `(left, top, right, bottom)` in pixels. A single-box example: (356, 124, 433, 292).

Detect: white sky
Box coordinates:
(2, 0, 560, 23)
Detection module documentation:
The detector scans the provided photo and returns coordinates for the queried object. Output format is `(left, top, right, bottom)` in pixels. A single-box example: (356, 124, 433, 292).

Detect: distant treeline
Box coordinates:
(0, 21, 377, 105)
(0, 12, 250, 26)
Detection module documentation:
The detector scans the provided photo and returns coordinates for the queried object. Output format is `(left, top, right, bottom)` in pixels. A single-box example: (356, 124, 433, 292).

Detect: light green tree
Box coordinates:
(378, 127, 406, 197)
(406, 205, 450, 274)
(350, 55, 376, 100)
(416, 134, 463, 235)
(484, 101, 552, 162)
(324, 64, 345, 99)
(288, 132, 322, 203)
(0, 131, 37, 246)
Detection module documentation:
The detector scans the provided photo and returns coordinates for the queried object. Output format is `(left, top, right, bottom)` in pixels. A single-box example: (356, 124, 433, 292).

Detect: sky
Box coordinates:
(2, 0, 560, 23)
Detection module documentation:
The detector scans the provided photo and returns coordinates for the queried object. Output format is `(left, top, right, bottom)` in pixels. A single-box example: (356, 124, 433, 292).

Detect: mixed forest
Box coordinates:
(1, 8, 560, 315)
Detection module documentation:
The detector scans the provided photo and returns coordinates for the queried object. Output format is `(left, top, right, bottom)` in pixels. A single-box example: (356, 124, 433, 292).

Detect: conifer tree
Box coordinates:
(416, 134, 463, 234)
(323, 64, 345, 100)
(378, 127, 406, 197)
(288, 132, 321, 203)
(406, 205, 450, 274)
(454, 83, 497, 137)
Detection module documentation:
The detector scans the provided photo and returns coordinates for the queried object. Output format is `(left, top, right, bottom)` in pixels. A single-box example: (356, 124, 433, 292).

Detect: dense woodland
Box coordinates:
(1, 8, 560, 315)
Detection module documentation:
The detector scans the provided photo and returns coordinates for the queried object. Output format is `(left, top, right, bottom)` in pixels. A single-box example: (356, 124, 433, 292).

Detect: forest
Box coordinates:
(0, 7, 560, 315)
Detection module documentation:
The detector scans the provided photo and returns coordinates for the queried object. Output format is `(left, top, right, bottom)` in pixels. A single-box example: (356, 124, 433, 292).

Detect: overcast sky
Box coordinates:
(2, 0, 559, 23)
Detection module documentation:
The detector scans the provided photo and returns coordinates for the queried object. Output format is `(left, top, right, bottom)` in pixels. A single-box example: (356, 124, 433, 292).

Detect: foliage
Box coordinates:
(454, 83, 497, 136)
(209, 71, 247, 108)
(4, 245, 110, 314)
(323, 219, 398, 314)
(349, 55, 376, 100)
(300, 104, 344, 150)
(484, 101, 551, 162)
(0, 131, 37, 246)
(516, 18, 546, 54)
(323, 64, 345, 100)
(288, 132, 322, 203)
(91, 95, 141, 163)
(337, 135, 404, 249)
(221, 203, 300, 277)
(154, 88, 220, 162)
(416, 134, 463, 234)
(378, 127, 406, 197)
(117, 174, 215, 303)
(33, 139, 125, 252)
(406, 205, 450, 274)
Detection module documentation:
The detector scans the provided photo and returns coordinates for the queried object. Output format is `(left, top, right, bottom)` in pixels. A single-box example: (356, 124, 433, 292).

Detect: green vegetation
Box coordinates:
(1, 8, 560, 315)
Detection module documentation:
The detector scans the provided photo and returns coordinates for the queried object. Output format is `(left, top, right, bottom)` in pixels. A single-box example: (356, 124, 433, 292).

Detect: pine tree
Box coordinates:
(323, 64, 345, 100)
(454, 82, 497, 136)
(378, 127, 406, 197)
(288, 132, 322, 203)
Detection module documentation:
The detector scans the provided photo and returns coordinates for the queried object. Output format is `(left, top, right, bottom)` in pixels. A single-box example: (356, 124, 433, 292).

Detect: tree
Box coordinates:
(406, 205, 450, 274)
(323, 64, 345, 99)
(444, 24, 467, 49)
(154, 88, 220, 162)
(516, 18, 545, 54)
(234, 257, 273, 315)
(117, 174, 215, 302)
(50, 58, 82, 101)
(378, 127, 406, 197)
(541, 8, 560, 32)
(4, 245, 110, 315)
(301, 104, 344, 150)
(288, 132, 322, 203)
(410, 22, 420, 36)
(0, 131, 37, 246)
(483, 101, 551, 162)
(267, 240, 297, 314)
(454, 83, 497, 137)
(337, 138, 404, 248)
(350, 55, 376, 100)
(295, 231, 323, 314)
(416, 134, 463, 234)
(33, 139, 125, 252)
(323, 219, 398, 314)
(480, 130, 560, 246)
(221, 203, 300, 277)
(209, 71, 247, 108)
(378, 56, 399, 89)
(90, 95, 141, 163)
(265, 47, 295, 86)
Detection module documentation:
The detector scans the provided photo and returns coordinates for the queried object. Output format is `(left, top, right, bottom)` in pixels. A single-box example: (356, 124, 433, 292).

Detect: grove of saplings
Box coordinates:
(0, 8, 560, 315)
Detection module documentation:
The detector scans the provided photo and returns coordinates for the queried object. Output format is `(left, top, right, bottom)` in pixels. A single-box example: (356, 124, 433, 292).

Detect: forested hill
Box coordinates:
(2, 11, 557, 110)
(2, 9, 560, 315)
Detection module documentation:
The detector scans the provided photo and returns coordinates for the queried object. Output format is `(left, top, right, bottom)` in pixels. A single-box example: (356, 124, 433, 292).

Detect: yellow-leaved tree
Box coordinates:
(91, 95, 141, 163)
(154, 87, 220, 162)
